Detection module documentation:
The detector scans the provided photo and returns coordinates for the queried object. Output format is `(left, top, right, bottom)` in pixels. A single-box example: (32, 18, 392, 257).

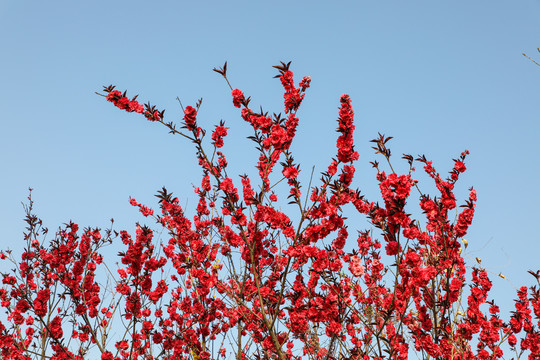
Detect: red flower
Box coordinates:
(128, 100, 144, 113)
(349, 255, 364, 277)
(212, 125, 228, 148)
(327, 160, 337, 176)
(34, 289, 50, 317)
(117, 97, 129, 110)
(325, 320, 342, 337)
(106, 90, 121, 102)
(282, 166, 299, 179)
(49, 316, 63, 339)
(299, 76, 311, 89)
(231, 89, 244, 108)
(184, 106, 197, 127)
(101, 351, 113, 360)
(385, 240, 400, 255)
(455, 160, 466, 173)
(15, 300, 30, 313)
(142, 320, 153, 331)
(220, 178, 235, 193)
(139, 206, 154, 217)
(508, 334, 517, 347)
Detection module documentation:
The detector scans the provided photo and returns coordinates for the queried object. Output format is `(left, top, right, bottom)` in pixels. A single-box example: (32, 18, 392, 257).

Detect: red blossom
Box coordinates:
(455, 160, 467, 173)
(349, 255, 364, 276)
(282, 166, 299, 179)
(49, 316, 63, 340)
(231, 88, 244, 108)
(184, 105, 197, 127)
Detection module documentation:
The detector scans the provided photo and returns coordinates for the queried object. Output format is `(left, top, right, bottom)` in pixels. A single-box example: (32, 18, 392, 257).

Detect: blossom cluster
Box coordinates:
(104, 86, 163, 122)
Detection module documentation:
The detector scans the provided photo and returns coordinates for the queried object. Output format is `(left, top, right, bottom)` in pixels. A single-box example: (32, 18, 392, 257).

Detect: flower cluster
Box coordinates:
(104, 86, 163, 122)
(336, 94, 359, 163)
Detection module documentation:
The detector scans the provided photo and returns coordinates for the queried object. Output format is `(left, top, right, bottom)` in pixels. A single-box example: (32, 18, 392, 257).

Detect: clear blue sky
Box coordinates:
(1, 1, 539, 316)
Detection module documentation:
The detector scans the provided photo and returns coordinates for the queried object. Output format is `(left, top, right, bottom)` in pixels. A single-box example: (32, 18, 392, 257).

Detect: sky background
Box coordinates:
(1, 0, 539, 320)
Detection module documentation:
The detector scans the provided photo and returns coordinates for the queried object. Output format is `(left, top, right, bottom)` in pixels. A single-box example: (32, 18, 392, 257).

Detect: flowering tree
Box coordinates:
(1, 62, 539, 360)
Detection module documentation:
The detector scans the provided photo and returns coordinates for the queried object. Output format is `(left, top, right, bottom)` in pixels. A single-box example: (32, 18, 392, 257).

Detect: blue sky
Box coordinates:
(1, 0, 539, 317)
